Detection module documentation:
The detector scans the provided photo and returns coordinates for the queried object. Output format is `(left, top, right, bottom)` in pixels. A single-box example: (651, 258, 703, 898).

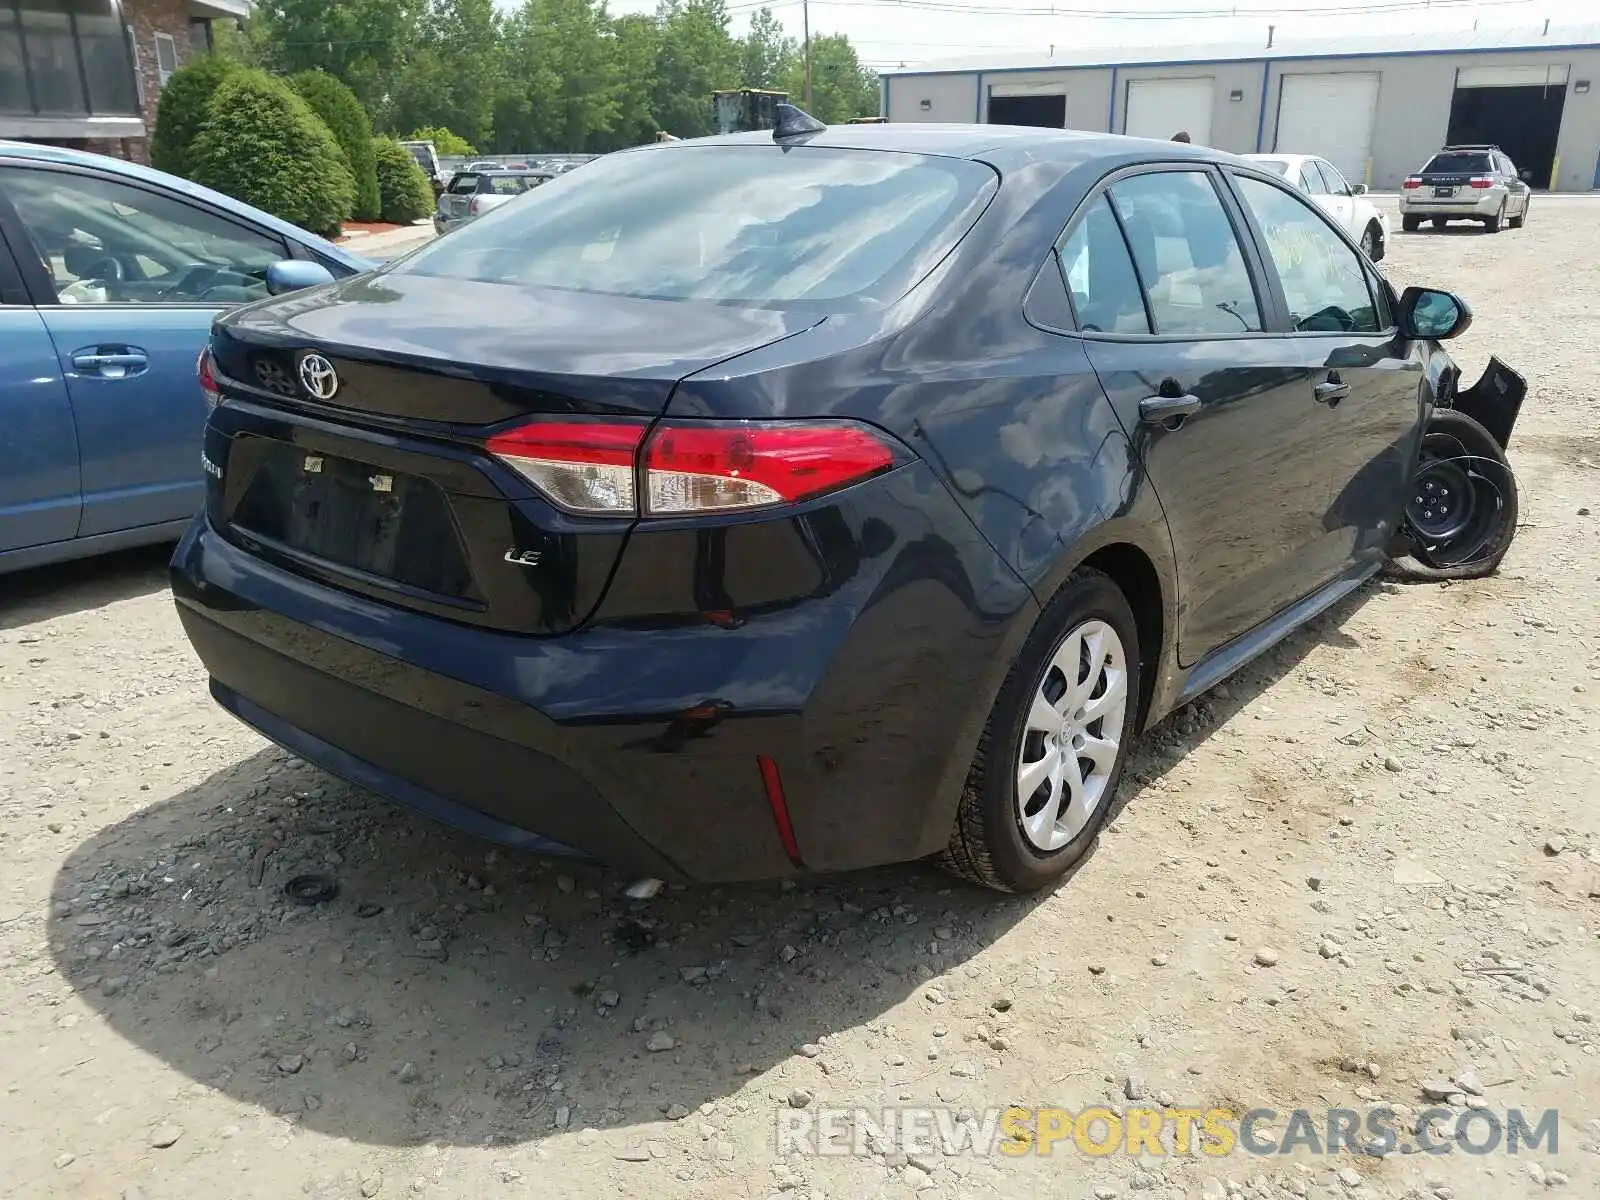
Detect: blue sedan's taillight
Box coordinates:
(198, 347, 221, 411)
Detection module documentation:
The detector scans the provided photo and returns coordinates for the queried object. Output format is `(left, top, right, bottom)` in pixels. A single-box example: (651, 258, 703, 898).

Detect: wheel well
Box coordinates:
(1081, 543, 1163, 729)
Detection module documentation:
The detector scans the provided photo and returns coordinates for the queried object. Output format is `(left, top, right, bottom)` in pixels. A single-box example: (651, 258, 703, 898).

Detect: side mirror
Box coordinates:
(1350, 182, 1368, 196)
(1400, 286, 1473, 341)
(1518, 169, 1532, 181)
(265, 259, 335, 296)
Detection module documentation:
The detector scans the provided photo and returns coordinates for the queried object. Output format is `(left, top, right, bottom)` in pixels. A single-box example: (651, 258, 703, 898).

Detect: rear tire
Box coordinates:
(1385, 409, 1518, 582)
(1431, 217, 1448, 229)
(1401, 214, 1422, 233)
(941, 569, 1142, 893)
(1483, 202, 1506, 233)
(1509, 200, 1527, 229)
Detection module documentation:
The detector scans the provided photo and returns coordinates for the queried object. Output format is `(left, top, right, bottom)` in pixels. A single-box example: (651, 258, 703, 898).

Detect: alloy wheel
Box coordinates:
(1015, 618, 1128, 853)
(1360, 227, 1376, 257)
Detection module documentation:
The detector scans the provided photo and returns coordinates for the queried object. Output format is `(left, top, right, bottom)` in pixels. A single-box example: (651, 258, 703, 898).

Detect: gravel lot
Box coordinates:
(2, 201, 1598, 1200)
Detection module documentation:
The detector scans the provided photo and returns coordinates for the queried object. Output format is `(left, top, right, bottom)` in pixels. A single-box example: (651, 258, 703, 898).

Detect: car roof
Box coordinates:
(0, 140, 372, 270)
(642, 123, 1227, 170)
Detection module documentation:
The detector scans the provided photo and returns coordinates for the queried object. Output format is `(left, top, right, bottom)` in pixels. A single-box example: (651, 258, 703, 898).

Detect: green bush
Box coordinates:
(189, 70, 355, 238)
(405, 125, 474, 157)
(291, 70, 381, 222)
(373, 137, 435, 224)
(150, 56, 238, 178)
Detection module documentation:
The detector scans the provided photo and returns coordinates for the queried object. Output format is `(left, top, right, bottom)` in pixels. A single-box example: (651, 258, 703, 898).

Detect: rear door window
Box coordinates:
(392, 145, 998, 310)
(1298, 162, 1327, 195)
(1105, 171, 1262, 336)
(488, 176, 526, 195)
(1056, 195, 1150, 334)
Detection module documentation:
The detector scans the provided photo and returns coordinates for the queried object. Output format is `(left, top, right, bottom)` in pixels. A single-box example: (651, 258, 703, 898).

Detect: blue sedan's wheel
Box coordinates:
(942, 568, 1141, 892)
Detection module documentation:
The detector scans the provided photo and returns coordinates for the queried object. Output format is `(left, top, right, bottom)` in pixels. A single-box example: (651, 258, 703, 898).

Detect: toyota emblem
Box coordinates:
(298, 352, 339, 400)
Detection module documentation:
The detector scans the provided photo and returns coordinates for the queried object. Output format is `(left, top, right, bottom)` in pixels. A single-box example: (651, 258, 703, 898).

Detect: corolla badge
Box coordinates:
(298, 352, 339, 400)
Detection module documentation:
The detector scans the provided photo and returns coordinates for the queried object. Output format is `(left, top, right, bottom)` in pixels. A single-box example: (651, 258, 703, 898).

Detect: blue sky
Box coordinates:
(594, 0, 1595, 70)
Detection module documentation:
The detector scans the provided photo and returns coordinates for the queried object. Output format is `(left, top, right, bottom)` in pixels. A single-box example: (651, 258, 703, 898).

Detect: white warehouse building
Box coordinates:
(880, 23, 1600, 191)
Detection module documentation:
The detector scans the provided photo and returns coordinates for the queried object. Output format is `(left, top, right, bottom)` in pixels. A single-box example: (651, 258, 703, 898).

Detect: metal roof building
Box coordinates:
(881, 23, 1600, 190)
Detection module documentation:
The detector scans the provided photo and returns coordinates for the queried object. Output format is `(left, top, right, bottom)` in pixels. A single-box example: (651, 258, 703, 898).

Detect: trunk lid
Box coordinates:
(207, 273, 820, 635)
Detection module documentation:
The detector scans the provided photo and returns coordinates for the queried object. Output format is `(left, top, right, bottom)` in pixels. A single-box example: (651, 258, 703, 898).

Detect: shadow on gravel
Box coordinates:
(45, 580, 1376, 1149)
(1, 542, 175, 626)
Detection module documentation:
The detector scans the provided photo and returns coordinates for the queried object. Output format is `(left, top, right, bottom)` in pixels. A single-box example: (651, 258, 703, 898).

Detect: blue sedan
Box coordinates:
(0, 141, 372, 575)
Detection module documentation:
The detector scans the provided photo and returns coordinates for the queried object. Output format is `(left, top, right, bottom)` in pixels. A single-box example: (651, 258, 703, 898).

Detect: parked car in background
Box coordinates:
(1242, 153, 1389, 261)
(0, 140, 372, 576)
(172, 120, 1523, 894)
(399, 140, 448, 195)
(1400, 144, 1530, 233)
(433, 169, 554, 235)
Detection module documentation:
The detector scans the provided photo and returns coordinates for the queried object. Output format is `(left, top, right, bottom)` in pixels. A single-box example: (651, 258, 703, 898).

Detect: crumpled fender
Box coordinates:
(1449, 356, 1526, 450)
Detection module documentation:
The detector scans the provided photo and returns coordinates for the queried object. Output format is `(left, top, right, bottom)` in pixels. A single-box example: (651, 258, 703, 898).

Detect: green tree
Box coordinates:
(189, 69, 355, 236)
(406, 125, 474, 155)
(387, 0, 500, 144)
(495, 0, 619, 153)
(291, 69, 381, 221)
(150, 56, 238, 178)
(607, 13, 661, 148)
(652, 0, 739, 138)
(250, 0, 424, 116)
(739, 7, 795, 90)
(783, 33, 878, 123)
(373, 136, 436, 222)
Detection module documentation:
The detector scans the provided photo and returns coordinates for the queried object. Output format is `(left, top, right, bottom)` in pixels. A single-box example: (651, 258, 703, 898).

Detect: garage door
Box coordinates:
(1275, 72, 1381, 185)
(1124, 78, 1214, 144)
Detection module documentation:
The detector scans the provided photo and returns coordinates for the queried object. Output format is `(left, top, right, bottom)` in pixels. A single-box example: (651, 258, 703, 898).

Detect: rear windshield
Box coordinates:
(447, 174, 480, 194)
(1424, 152, 1491, 173)
(390, 145, 997, 309)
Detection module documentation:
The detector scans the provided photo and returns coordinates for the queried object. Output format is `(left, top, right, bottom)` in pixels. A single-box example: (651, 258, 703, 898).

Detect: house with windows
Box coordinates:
(0, 0, 248, 162)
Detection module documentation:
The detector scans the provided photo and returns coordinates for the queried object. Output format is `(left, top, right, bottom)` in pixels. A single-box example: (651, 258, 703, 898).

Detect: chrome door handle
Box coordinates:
(71, 350, 149, 379)
(1314, 380, 1351, 405)
(1139, 393, 1203, 424)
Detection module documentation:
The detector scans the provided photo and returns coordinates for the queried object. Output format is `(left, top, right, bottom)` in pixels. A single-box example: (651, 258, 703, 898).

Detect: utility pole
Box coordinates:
(802, 0, 813, 109)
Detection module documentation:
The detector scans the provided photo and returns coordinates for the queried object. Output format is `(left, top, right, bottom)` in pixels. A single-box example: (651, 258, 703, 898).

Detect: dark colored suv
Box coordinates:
(1400, 144, 1531, 232)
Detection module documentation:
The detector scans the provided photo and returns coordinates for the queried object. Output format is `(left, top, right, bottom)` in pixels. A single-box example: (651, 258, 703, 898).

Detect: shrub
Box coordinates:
(150, 56, 238, 179)
(291, 70, 381, 222)
(373, 137, 435, 224)
(406, 125, 474, 157)
(189, 70, 355, 238)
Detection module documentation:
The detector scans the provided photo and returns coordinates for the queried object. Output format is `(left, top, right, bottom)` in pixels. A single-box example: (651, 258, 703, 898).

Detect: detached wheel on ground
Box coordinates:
(1385, 408, 1519, 582)
(942, 569, 1141, 892)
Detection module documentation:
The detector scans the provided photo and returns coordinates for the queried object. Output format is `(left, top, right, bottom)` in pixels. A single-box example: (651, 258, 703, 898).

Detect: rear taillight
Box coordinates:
(1468, 176, 1494, 189)
(644, 421, 897, 513)
(468, 195, 485, 214)
(485, 419, 901, 516)
(485, 420, 643, 514)
(1402, 177, 1422, 189)
(198, 347, 221, 410)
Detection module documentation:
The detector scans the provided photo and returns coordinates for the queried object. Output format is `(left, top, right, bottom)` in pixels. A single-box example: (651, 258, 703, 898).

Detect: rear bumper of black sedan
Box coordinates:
(169, 465, 1037, 883)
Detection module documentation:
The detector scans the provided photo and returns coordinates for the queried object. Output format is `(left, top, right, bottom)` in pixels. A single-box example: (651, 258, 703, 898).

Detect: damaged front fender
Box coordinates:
(1446, 355, 1526, 450)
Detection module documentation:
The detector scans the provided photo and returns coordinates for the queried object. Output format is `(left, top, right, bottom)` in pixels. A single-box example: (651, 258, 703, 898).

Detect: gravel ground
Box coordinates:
(2, 205, 1598, 1200)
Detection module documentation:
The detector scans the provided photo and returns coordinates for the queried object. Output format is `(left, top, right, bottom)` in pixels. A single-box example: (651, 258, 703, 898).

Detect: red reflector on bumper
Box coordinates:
(757, 755, 802, 865)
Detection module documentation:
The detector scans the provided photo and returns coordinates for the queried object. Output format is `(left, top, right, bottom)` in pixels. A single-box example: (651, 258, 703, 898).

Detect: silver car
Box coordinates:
(1399, 145, 1531, 233)
(432, 169, 553, 236)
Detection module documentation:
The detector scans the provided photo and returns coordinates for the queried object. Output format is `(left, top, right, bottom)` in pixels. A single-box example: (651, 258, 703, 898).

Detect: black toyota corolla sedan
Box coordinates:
(171, 114, 1524, 892)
